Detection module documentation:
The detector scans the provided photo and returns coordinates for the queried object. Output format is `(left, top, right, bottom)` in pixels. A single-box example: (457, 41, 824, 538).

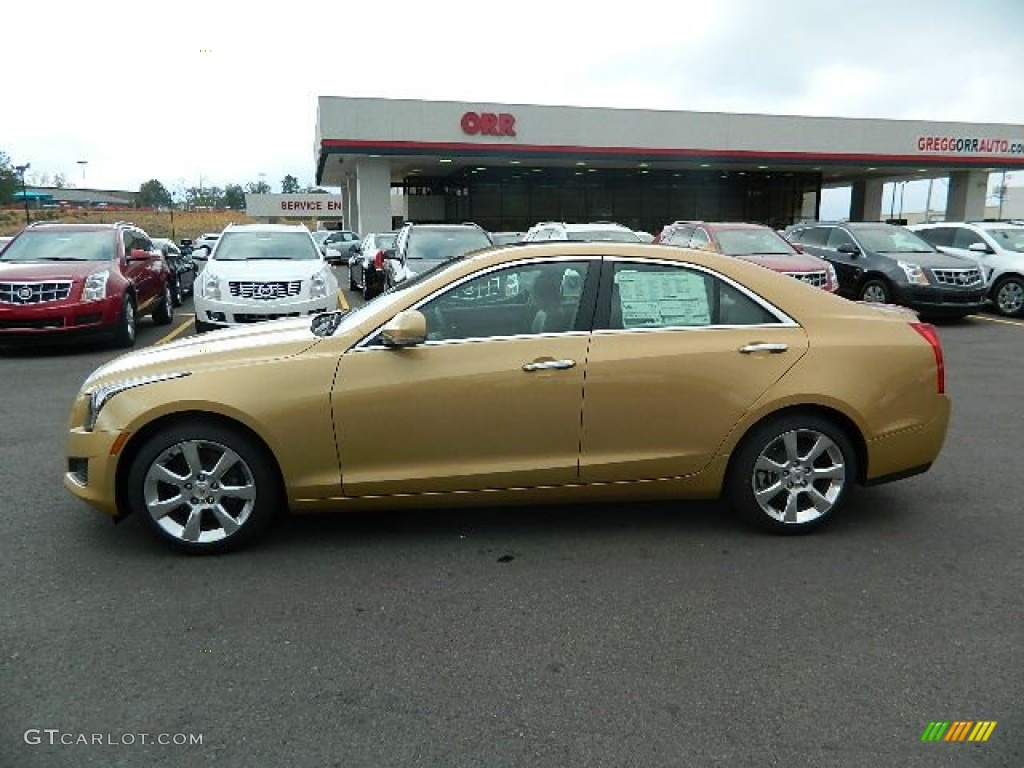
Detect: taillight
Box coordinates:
(911, 322, 945, 394)
(373, 250, 385, 270)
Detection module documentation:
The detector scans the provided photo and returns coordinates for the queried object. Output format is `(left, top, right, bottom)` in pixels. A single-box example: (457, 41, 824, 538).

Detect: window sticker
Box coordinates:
(615, 269, 711, 327)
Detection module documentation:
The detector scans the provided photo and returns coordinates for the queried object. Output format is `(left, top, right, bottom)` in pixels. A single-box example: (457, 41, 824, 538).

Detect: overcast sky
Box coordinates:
(5, 0, 1022, 216)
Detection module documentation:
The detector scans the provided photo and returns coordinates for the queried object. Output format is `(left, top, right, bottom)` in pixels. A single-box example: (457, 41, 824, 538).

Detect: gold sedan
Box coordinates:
(64, 242, 950, 553)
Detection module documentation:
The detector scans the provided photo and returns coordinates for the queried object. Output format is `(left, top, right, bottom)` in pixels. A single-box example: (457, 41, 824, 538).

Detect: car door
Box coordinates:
(120, 230, 157, 307)
(332, 258, 598, 496)
(822, 226, 866, 295)
(580, 258, 809, 482)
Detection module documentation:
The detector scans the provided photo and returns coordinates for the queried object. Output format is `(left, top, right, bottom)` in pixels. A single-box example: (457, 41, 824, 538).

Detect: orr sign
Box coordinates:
(245, 193, 346, 219)
(461, 111, 517, 137)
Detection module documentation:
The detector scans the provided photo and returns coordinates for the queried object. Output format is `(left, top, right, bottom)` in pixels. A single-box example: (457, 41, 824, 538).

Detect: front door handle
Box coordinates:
(739, 343, 789, 354)
(522, 359, 576, 372)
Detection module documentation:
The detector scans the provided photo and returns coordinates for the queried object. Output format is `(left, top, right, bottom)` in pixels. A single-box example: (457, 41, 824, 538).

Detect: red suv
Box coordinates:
(0, 222, 174, 347)
(655, 221, 839, 292)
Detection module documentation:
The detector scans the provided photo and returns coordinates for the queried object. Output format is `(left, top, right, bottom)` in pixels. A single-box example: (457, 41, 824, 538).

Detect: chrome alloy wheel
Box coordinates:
(751, 429, 846, 525)
(142, 439, 257, 544)
(995, 279, 1024, 316)
(125, 300, 136, 341)
(861, 283, 888, 303)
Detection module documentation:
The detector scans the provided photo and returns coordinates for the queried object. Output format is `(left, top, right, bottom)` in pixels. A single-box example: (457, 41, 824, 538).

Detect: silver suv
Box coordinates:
(909, 221, 1024, 317)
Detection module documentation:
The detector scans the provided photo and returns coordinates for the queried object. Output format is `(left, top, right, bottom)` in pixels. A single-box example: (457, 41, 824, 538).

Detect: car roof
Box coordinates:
(222, 224, 310, 233)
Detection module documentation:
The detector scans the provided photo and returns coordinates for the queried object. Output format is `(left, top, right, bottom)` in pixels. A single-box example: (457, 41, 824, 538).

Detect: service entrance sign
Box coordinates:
(245, 193, 345, 218)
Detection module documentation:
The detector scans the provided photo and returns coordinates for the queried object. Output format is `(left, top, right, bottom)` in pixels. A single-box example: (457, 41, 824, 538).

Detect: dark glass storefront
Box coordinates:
(395, 167, 821, 233)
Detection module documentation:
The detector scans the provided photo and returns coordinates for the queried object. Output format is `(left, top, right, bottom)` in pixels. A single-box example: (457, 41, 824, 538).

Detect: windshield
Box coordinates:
(851, 226, 936, 253)
(0, 230, 114, 262)
(988, 229, 1024, 253)
(212, 231, 320, 261)
(406, 228, 492, 260)
(565, 229, 641, 242)
(714, 228, 797, 256)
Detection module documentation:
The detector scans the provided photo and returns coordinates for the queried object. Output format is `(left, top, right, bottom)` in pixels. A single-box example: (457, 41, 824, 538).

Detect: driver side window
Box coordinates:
(826, 228, 856, 250)
(420, 261, 591, 342)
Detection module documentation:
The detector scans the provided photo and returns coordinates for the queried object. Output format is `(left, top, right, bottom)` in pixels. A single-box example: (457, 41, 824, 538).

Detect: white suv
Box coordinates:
(523, 221, 643, 243)
(909, 221, 1024, 317)
(194, 224, 339, 332)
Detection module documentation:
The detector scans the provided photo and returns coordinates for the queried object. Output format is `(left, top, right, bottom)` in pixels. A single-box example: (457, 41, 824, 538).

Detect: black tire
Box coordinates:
(194, 319, 216, 334)
(858, 278, 891, 304)
(348, 268, 359, 291)
(991, 275, 1024, 317)
(726, 414, 857, 534)
(170, 276, 184, 307)
(111, 294, 137, 348)
(153, 281, 174, 325)
(126, 420, 281, 554)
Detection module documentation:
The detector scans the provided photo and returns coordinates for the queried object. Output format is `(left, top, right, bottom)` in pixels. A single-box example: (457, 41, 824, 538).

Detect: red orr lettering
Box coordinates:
(461, 111, 517, 137)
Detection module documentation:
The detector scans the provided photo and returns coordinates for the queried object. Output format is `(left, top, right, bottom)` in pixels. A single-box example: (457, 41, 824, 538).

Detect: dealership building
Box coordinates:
(314, 96, 1024, 235)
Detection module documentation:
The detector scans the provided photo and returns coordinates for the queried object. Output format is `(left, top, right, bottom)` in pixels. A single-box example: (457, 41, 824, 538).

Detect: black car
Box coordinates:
(348, 231, 397, 299)
(783, 222, 987, 319)
(383, 223, 494, 291)
(152, 238, 197, 307)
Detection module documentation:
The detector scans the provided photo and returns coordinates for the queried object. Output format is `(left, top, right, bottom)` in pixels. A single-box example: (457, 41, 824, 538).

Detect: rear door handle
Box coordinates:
(522, 359, 576, 371)
(739, 343, 789, 354)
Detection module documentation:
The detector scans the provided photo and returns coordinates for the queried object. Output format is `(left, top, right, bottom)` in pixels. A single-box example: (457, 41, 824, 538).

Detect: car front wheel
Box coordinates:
(859, 279, 891, 304)
(126, 421, 280, 554)
(992, 275, 1024, 317)
(111, 295, 137, 348)
(727, 414, 856, 534)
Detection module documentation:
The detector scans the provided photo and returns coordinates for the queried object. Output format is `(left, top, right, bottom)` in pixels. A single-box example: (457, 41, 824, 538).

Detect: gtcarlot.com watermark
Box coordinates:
(24, 729, 203, 746)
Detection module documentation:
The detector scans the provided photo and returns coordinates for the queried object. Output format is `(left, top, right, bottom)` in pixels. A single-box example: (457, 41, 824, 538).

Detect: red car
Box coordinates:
(0, 222, 174, 347)
(655, 221, 838, 292)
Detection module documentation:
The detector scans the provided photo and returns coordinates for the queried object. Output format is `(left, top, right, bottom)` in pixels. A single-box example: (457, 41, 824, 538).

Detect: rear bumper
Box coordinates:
(864, 398, 951, 483)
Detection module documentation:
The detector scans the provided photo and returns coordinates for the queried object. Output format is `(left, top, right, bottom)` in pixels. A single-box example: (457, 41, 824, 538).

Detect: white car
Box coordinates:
(522, 221, 643, 243)
(909, 221, 1024, 317)
(194, 224, 339, 333)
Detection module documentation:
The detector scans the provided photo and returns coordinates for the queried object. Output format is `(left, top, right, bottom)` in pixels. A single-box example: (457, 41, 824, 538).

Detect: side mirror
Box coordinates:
(837, 243, 860, 255)
(381, 310, 427, 347)
(128, 248, 151, 261)
(192, 246, 209, 261)
(968, 242, 993, 254)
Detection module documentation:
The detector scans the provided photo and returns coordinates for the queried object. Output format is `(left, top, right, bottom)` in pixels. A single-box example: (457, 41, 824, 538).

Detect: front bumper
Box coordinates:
(64, 426, 125, 517)
(0, 296, 120, 339)
(894, 284, 988, 312)
(194, 295, 336, 327)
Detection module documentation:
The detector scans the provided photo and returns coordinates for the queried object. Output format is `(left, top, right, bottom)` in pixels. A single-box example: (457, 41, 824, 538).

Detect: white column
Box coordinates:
(849, 179, 884, 221)
(945, 171, 988, 221)
(355, 158, 392, 235)
(344, 175, 359, 232)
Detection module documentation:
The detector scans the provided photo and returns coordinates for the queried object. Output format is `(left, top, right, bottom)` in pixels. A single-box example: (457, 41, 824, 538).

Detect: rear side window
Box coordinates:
(915, 227, 954, 247)
(604, 262, 780, 330)
(825, 228, 857, 250)
(952, 228, 986, 249)
(795, 227, 831, 246)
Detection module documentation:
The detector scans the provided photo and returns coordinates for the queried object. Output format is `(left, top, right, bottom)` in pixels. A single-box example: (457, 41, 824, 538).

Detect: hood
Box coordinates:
(0, 260, 109, 281)
(871, 250, 975, 269)
(84, 318, 320, 388)
(734, 252, 829, 272)
(205, 259, 326, 281)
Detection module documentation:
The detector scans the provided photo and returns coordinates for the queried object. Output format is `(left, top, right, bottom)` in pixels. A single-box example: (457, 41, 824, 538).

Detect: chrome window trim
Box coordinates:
(353, 253, 799, 351)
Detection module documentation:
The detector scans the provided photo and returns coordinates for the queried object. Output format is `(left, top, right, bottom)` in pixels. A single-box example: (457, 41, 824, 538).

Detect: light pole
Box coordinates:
(77, 160, 88, 186)
(14, 163, 31, 225)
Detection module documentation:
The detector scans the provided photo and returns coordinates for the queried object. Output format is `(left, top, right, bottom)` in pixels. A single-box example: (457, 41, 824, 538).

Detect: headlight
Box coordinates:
(897, 261, 929, 286)
(83, 270, 109, 301)
(203, 273, 221, 300)
(83, 372, 191, 431)
(310, 270, 329, 299)
(824, 262, 838, 291)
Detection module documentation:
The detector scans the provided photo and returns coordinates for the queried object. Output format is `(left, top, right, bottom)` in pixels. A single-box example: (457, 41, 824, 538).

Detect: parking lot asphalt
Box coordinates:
(1, 274, 1022, 767)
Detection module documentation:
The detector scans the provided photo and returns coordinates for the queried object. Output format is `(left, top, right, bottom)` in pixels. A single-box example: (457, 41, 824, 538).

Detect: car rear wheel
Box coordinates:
(127, 421, 280, 554)
(112, 295, 137, 348)
(170, 276, 184, 307)
(992, 275, 1024, 317)
(348, 267, 359, 291)
(727, 414, 856, 534)
(859, 279, 891, 304)
(153, 282, 174, 325)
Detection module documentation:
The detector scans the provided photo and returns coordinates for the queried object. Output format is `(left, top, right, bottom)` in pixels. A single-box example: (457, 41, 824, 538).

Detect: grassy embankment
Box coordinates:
(0, 209, 323, 239)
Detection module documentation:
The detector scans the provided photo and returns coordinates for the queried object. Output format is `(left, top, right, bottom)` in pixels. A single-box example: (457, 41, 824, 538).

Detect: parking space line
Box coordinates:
(969, 315, 1024, 328)
(338, 290, 349, 312)
(157, 316, 196, 345)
